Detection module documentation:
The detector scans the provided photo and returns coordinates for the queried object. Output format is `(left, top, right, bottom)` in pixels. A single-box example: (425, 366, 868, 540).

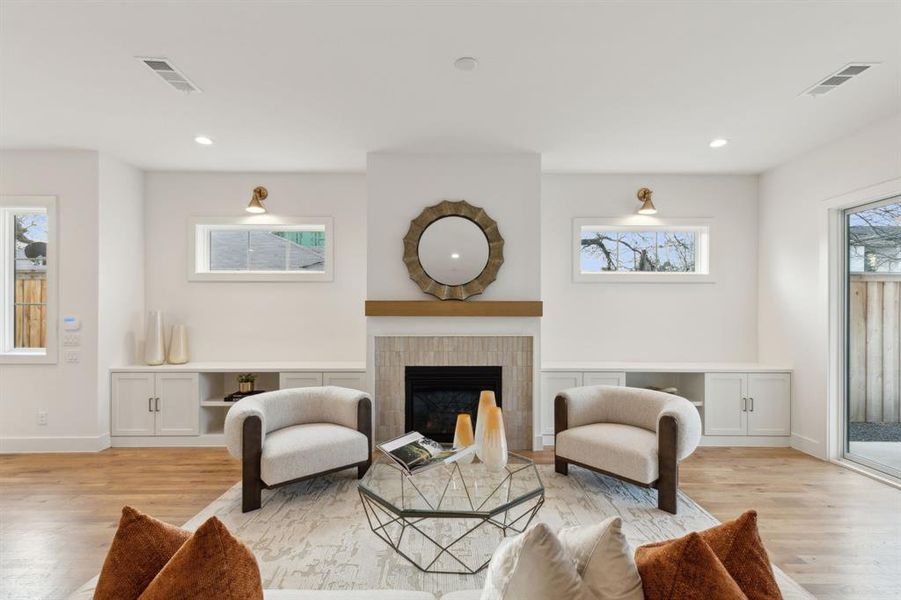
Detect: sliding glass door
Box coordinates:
(844, 196, 901, 479)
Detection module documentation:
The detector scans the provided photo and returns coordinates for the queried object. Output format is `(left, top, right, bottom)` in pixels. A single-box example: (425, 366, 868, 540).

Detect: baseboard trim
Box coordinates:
(699, 436, 791, 447)
(111, 434, 225, 448)
(0, 433, 111, 453)
(790, 432, 823, 458)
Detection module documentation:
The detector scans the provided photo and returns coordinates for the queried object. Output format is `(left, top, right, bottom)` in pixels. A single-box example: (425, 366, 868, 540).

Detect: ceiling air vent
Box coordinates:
(137, 57, 202, 94)
(803, 63, 877, 97)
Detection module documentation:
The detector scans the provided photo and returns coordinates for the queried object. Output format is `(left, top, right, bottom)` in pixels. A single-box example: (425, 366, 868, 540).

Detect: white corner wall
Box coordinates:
(541, 174, 759, 362)
(0, 149, 103, 451)
(758, 112, 901, 459)
(143, 172, 367, 362)
(97, 155, 144, 435)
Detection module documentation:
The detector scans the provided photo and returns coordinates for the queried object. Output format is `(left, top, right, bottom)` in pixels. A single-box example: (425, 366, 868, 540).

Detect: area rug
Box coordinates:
(165, 464, 808, 597)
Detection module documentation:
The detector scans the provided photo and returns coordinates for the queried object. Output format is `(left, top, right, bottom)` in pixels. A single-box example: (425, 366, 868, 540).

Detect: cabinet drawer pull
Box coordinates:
(749, 397, 754, 412)
(148, 397, 153, 412)
(742, 397, 747, 412)
(155, 397, 160, 412)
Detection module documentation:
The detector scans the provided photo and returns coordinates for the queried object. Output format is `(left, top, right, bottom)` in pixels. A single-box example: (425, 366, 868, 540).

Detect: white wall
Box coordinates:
(97, 155, 144, 434)
(541, 174, 759, 362)
(0, 149, 103, 451)
(144, 172, 367, 362)
(758, 112, 901, 459)
(366, 153, 541, 301)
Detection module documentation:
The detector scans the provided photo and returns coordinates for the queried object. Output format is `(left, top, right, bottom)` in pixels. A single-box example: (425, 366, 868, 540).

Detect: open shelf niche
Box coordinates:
(199, 371, 280, 435)
(624, 371, 705, 416)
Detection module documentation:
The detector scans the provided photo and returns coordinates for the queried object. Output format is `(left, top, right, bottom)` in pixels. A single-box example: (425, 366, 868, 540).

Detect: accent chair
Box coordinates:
(554, 385, 701, 514)
(224, 386, 372, 512)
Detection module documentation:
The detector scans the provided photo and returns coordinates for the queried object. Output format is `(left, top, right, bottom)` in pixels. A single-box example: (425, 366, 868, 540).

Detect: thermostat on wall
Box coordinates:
(63, 316, 81, 331)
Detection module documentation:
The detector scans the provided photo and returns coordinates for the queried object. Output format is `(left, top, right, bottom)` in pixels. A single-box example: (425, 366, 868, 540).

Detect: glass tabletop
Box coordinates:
(358, 452, 544, 518)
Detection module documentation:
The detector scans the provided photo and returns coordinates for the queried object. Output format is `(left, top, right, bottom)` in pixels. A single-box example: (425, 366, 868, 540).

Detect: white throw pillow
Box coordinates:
(557, 517, 644, 600)
(480, 523, 590, 600)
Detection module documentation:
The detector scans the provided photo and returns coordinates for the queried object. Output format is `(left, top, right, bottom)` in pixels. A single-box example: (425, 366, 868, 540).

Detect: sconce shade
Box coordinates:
(636, 187, 657, 215)
(246, 186, 268, 214)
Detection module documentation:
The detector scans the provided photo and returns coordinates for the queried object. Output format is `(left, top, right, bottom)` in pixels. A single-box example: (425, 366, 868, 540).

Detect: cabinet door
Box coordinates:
(704, 373, 747, 436)
(111, 373, 157, 436)
(747, 373, 791, 436)
(583, 371, 627, 387)
(539, 372, 583, 437)
(322, 371, 367, 392)
(155, 373, 200, 436)
(279, 372, 324, 389)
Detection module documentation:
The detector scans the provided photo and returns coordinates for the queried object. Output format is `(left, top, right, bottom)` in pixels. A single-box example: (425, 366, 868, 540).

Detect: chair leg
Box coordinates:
(242, 477, 262, 513)
(357, 461, 371, 480)
(555, 457, 568, 475)
(657, 415, 679, 514)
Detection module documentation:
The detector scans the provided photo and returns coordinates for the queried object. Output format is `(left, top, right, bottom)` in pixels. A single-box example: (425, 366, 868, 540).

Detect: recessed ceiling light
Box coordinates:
(709, 138, 728, 148)
(454, 57, 478, 71)
(451, 252, 461, 259)
(194, 135, 213, 145)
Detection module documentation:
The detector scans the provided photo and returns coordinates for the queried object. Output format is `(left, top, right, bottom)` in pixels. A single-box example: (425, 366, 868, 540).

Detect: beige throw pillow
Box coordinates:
(558, 517, 644, 600)
(481, 523, 590, 600)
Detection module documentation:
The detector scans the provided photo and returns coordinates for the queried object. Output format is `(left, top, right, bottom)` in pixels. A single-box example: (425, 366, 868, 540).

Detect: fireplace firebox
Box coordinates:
(405, 366, 502, 443)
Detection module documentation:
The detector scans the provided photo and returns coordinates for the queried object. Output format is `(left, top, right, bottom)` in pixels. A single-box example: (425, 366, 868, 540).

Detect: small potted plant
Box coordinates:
(237, 373, 257, 393)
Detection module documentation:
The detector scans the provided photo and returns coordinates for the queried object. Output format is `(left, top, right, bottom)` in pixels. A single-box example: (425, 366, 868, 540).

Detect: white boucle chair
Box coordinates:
(554, 385, 702, 514)
(225, 386, 372, 512)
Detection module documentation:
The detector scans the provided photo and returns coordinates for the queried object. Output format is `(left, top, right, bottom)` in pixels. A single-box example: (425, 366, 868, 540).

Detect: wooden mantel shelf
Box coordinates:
(365, 300, 543, 317)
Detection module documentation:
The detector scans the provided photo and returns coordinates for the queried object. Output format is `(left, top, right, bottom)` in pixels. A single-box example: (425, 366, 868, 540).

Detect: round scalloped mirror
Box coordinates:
(403, 200, 504, 300)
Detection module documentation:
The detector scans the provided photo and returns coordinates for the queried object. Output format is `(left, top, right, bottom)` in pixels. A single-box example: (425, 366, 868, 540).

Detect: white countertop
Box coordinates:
(111, 361, 366, 373)
(541, 362, 791, 373)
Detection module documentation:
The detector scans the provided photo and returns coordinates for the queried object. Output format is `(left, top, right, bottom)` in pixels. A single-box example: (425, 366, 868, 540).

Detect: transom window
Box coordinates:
(189, 217, 333, 282)
(573, 218, 711, 283)
(1, 196, 58, 363)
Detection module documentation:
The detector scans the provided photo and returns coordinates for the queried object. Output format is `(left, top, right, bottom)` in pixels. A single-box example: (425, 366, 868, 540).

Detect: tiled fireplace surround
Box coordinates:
(373, 336, 533, 450)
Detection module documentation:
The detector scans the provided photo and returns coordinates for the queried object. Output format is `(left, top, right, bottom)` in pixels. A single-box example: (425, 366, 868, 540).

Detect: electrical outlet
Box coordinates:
(64, 351, 80, 364)
(38, 411, 47, 426)
(63, 334, 81, 347)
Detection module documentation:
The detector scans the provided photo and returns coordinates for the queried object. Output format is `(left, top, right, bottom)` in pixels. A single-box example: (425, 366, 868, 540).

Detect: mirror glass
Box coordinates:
(418, 216, 490, 286)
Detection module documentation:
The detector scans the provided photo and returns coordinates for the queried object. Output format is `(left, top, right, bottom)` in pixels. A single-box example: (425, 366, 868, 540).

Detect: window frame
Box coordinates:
(572, 217, 713, 283)
(187, 216, 334, 282)
(0, 196, 58, 364)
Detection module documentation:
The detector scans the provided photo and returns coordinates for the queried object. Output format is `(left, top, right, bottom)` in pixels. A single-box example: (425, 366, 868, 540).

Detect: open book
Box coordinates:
(377, 431, 476, 475)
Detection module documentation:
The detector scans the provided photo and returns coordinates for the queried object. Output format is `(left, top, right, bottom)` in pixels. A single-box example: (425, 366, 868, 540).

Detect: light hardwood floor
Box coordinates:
(1, 447, 899, 600)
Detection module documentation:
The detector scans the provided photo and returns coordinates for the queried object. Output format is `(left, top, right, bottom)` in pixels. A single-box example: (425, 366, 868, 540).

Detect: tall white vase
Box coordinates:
(474, 390, 497, 461)
(167, 324, 189, 365)
(480, 406, 508, 473)
(144, 310, 165, 366)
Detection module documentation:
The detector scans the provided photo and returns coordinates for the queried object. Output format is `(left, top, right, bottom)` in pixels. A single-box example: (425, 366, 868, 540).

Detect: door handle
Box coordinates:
(148, 397, 153, 412)
(155, 397, 160, 412)
(749, 397, 754, 412)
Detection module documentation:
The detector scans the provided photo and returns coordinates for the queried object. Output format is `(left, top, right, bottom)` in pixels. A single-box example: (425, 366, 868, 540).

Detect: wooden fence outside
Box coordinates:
(849, 274, 901, 423)
(14, 275, 47, 349)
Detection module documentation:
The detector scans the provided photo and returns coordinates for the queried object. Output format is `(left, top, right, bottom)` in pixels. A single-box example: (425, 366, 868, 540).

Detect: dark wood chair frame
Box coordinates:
(241, 397, 373, 512)
(554, 394, 679, 514)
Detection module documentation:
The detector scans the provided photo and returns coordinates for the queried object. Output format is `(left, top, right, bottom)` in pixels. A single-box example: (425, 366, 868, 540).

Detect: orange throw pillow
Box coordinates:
(698, 511, 783, 600)
(138, 516, 263, 600)
(635, 532, 748, 600)
(94, 506, 192, 600)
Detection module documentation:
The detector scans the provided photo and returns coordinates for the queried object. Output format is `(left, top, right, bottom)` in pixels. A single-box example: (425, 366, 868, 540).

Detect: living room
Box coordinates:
(1, 2, 900, 599)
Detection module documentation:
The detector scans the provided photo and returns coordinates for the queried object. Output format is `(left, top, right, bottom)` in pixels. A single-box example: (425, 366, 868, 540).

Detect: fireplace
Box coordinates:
(405, 366, 502, 442)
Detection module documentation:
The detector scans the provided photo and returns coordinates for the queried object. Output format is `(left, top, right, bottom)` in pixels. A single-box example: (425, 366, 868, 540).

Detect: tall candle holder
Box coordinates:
(453, 413, 475, 464)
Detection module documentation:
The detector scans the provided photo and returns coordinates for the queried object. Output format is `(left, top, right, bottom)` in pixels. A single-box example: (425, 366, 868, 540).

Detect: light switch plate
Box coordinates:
(64, 351, 80, 364)
(63, 334, 81, 347)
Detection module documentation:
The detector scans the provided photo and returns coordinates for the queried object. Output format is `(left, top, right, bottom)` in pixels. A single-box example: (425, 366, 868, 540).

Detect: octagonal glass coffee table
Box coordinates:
(358, 452, 544, 574)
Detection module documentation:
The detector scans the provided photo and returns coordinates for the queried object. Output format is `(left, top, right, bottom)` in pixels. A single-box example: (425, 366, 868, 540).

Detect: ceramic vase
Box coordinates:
(144, 310, 165, 366)
(480, 406, 508, 473)
(167, 324, 189, 365)
(474, 390, 497, 461)
(453, 414, 475, 464)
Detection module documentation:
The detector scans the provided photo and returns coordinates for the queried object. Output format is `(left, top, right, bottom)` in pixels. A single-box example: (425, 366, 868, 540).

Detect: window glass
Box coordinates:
(13, 210, 48, 349)
(206, 226, 326, 273)
(580, 228, 699, 273)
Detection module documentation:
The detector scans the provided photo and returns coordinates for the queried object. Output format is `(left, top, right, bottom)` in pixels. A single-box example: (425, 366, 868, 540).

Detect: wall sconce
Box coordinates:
(636, 187, 657, 215)
(246, 186, 268, 214)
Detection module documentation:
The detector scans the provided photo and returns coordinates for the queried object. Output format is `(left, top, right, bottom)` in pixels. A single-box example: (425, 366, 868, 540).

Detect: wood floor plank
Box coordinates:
(1, 447, 899, 599)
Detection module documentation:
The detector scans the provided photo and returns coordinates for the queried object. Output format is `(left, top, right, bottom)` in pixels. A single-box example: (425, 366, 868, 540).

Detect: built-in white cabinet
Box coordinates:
(704, 372, 790, 437)
(322, 371, 368, 392)
(583, 371, 627, 387)
(111, 372, 200, 437)
(279, 372, 324, 389)
(539, 371, 627, 441)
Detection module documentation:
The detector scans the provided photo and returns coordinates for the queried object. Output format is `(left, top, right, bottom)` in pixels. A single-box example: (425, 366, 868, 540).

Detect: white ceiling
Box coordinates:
(1, 1, 899, 173)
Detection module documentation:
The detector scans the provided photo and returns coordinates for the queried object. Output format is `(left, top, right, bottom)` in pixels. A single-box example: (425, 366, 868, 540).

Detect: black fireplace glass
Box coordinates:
(405, 366, 502, 443)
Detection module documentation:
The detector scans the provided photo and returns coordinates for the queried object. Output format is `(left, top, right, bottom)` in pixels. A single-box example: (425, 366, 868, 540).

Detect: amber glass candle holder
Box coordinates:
(480, 406, 508, 472)
(453, 413, 475, 464)
(474, 390, 497, 456)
